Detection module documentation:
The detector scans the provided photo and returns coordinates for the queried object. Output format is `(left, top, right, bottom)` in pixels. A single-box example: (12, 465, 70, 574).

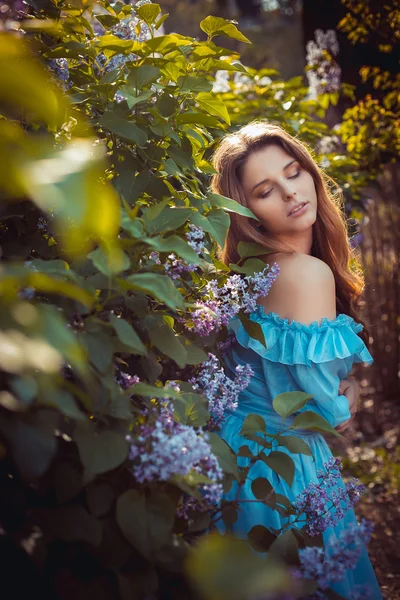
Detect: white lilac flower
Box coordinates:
(306, 29, 341, 98)
(189, 353, 253, 425)
(212, 70, 230, 94)
(186, 224, 206, 255)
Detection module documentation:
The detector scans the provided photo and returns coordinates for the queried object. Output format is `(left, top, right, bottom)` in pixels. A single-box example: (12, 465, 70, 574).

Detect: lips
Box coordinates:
(288, 202, 308, 216)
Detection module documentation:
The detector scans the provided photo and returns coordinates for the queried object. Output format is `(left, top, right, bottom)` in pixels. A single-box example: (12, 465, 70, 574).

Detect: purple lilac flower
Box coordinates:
(293, 457, 365, 536)
(184, 263, 280, 337)
(306, 29, 341, 98)
(164, 253, 198, 280)
(189, 353, 253, 425)
(116, 371, 140, 390)
(48, 58, 72, 90)
(186, 224, 206, 255)
(299, 519, 373, 590)
(127, 399, 223, 506)
(216, 333, 237, 355)
(349, 232, 364, 249)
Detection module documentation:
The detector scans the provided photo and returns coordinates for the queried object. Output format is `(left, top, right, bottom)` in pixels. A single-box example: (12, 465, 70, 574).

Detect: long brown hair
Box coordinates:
(210, 120, 370, 346)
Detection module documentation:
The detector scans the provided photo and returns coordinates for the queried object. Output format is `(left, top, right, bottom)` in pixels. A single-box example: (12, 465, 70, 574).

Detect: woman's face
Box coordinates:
(240, 144, 318, 238)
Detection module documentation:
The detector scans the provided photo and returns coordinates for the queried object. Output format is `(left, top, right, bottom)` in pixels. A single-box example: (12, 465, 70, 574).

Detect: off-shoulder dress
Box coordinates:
(215, 306, 382, 599)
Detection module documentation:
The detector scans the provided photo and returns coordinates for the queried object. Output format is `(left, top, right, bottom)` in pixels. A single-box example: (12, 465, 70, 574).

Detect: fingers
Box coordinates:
(335, 415, 355, 433)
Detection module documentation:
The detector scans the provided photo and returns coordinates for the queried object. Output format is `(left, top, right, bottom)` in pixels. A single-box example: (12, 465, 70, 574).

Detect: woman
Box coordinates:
(210, 121, 382, 599)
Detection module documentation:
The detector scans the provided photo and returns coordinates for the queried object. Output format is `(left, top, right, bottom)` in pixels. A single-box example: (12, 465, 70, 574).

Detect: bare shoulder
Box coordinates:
(258, 253, 337, 324)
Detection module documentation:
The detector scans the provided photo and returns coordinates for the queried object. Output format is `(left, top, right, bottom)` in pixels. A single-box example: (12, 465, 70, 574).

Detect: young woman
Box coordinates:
(210, 121, 382, 599)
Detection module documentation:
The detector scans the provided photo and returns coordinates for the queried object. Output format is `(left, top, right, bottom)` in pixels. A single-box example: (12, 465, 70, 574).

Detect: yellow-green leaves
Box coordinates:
(200, 16, 251, 44)
(196, 92, 231, 125)
(0, 34, 68, 128)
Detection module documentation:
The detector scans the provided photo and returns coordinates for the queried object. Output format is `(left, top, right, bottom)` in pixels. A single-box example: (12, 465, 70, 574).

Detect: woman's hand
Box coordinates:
(335, 376, 360, 433)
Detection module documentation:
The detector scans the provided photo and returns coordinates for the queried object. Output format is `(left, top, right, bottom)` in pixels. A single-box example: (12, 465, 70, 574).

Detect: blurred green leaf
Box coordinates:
(272, 391, 312, 419)
(116, 489, 176, 558)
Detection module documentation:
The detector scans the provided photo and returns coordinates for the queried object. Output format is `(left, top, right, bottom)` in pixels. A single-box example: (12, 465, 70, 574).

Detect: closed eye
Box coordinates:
(259, 171, 301, 198)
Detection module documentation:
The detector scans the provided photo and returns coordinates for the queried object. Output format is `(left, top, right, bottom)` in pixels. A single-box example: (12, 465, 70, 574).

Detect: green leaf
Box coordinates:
(126, 272, 185, 310)
(229, 258, 267, 277)
(239, 413, 266, 436)
(176, 112, 222, 127)
(110, 314, 147, 356)
(177, 75, 213, 93)
(276, 435, 313, 456)
(144, 206, 193, 235)
(291, 411, 340, 436)
(206, 209, 230, 248)
(260, 451, 295, 487)
(200, 16, 251, 43)
(131, 382, 182, 400)
(208, 432, 239, 479)
(86, 482, 115, 517)
(0, 409, 58, 480)
(88, 246, 131, 275)
(146, 322, 187, 368)
(82, 333, 113, 374)
(268, 529, 299, 563)
(196, 92, 231, 125)
(182, 338, 208, 365)
(75, 428, 129, 475)
(116, 489, 176, 558)
(238, 241, 273, 259)
(251, 477, 273, 500)
(146, 235, 202, 264)
(173, 392, 209, 427)
(221, 503, 239, 527)
(238, 314, 266, 348)
(248, 525, 277, 553)
(116, 87, 153, 109)
(209, 193, 258, 219)
(99, 113, 148, 147)
(94, 34, 137, 52)
(42, 389, 87, 421)
(237, 445, 254, 458)
(167, 144, 193, 169)
(127, 64, 161, 90)
(272, 391, 312, 419)
(135, 3, 161, 26)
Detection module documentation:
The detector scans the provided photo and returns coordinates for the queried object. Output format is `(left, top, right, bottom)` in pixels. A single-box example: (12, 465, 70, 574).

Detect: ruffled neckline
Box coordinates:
(253, 305, 363, 334)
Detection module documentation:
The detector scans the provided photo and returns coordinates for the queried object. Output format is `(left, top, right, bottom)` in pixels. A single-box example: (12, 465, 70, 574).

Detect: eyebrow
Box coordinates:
(251, 159, 298, 193)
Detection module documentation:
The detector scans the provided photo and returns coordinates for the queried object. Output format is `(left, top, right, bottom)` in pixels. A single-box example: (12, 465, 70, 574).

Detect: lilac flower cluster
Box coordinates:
(293, 457, 365, 536)
(298, 519, 373, 590)
(48, 58, 72, 90)
(186, 224, 206, 255)
(184, 263, 280, 336)
(127, 399, 223, 506)
(306, 29, 341, 99)
(116, 371, 140, 390)
(216, 333, 237, 355)
(189, 353, 253, 425)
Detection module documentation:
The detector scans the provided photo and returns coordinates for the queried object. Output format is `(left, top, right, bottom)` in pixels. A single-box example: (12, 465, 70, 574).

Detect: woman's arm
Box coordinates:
(336, 377, 360, 433)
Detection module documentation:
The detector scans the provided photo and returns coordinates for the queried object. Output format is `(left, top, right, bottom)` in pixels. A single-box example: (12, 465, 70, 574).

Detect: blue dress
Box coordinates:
(215, 306, 382, 599)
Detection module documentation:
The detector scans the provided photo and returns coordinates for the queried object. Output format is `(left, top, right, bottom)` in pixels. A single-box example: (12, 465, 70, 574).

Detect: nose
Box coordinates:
(281, 181, 297, 200)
